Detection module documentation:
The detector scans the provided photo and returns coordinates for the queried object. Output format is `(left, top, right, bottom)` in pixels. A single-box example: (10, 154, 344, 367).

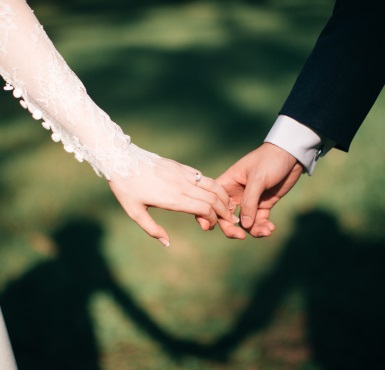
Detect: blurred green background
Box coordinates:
(1, 0, 385, 369)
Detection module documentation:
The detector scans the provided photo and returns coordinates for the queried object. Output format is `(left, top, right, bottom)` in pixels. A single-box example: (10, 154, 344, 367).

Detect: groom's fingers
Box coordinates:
(248, 209, 275, 238)
(129, 206, 170, 246)
(188, 186, 238, 225)
(196, 176, 232, 210)
(239, 176, 264, 229)
(218, 219, 247, 239)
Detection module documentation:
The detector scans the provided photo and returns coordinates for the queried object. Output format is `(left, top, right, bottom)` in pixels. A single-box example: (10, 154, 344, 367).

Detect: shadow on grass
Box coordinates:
(1, 2, 362, 368)
(2, 212, 385, 370)
(201, 209, 385, 369)
(0, 218, 207, 370)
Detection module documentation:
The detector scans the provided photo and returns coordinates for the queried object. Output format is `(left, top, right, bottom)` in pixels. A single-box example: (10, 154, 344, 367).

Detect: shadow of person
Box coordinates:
(205, 209, 385, 369)
(0, 218, 203, 370)
(0, 220, 105, 370)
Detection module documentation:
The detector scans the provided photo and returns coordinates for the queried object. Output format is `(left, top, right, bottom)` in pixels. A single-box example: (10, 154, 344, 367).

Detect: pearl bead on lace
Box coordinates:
(42, 121, 51, 130)
(12, 88, 22, 98)
(20, 100, 28, 109)
(64, 144, 74, 153)
(32, 109, 43, 120)
(3, 83, 13, 91)
(27, 104, 35, 114)
(51, 133, 61, 142)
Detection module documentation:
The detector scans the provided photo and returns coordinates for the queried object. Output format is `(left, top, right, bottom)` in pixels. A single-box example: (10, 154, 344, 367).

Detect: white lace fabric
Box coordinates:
(0, 0, 159, 179)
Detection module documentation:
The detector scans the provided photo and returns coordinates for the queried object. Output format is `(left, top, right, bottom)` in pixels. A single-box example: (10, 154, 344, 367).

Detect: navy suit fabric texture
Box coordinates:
(279, 0, 385, 152)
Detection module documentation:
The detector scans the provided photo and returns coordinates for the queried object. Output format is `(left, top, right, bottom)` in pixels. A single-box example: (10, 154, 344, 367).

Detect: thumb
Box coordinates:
(131, 207, 170, 247)
(240, 176, 265, 229)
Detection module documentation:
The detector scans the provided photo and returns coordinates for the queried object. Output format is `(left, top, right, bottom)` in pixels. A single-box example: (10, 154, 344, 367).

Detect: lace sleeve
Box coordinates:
(0, 0, 159, 180)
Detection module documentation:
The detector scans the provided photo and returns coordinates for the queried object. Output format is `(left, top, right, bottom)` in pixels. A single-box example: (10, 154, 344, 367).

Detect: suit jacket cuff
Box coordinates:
(264, 115, 335, 175)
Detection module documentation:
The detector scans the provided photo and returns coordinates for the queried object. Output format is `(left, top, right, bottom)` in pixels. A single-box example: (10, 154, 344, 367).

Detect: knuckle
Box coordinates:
(201, 204, 213, 217)
(205, 178, 215, 188)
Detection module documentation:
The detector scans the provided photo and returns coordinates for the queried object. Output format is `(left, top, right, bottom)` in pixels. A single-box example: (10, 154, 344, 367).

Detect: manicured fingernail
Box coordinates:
(232, 215, 240, 224)
(158, 238, 170, 247)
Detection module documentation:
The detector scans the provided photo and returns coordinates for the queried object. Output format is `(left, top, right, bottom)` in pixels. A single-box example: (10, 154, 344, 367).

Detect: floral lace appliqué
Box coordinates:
(0, 0, 159, 179)
(0, 2, 17, 54)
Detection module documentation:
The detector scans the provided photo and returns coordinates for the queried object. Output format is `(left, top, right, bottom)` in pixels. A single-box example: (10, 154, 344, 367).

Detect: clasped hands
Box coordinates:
(108, 143, 303, 246)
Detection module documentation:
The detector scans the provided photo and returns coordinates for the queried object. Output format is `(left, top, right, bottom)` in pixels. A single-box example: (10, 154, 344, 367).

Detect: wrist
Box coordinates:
(262, 142, 300, 169)
(264, 115, 329, 175)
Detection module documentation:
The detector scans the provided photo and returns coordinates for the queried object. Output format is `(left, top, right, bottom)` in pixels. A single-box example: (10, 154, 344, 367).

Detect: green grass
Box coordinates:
(1, 0, 385, 369)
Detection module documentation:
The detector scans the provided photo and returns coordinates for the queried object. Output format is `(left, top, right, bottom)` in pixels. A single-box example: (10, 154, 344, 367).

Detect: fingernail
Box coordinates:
(158, 238, 170, 247)
(232, 215, 240, 224)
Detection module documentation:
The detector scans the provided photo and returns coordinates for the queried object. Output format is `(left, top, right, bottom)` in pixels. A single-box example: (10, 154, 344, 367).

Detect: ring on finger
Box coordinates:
(195, 172, 202, 184)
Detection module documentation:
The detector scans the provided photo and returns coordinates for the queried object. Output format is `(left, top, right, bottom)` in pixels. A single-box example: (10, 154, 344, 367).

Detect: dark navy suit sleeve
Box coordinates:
(279, 0, 385, 152)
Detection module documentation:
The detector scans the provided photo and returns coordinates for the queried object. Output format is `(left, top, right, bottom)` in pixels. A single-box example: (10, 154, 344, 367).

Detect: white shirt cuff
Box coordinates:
(264, 115, 335, 175)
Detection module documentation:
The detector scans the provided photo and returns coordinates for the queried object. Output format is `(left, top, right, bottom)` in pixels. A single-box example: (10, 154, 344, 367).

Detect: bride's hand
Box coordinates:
(108, 157, 239, 246)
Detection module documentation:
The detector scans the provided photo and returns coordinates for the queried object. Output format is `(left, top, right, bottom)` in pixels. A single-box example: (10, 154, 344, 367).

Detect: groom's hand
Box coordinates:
(215, 143, 304, 239)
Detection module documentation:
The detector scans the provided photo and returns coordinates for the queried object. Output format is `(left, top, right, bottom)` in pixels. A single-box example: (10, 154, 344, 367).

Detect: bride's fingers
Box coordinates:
(176, 197, 219, 229)
(187, 185, 239, 225)
(128, 205, 170, 246)
(195, 216, 211, 231)
(181, 166, 231, 207)
(195, 175, 232, 209)
(179, 167, 234, 220)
